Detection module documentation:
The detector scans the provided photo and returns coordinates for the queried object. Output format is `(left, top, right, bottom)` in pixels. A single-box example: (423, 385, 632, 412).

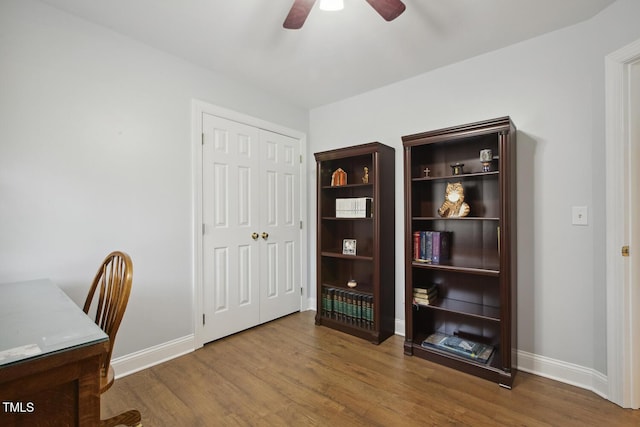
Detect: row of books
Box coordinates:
(412, 285, 438, 307)
(320, 287, 375, 329)
(421, 332, 495, 364)
(335, 197, 373, 218)
(413, 231, 451, 264)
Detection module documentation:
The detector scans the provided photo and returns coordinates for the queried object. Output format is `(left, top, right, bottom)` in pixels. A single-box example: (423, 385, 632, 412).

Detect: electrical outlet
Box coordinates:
(572, 206, 588, 226)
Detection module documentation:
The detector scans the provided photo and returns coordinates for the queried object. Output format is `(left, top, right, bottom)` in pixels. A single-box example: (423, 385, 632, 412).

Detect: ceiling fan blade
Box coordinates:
(283, 0, 317, 29)
(365, 0, 406, 21)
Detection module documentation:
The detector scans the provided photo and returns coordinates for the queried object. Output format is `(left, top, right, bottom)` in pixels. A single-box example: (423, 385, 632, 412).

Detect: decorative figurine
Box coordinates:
(347, 279, 357, 288)
(362, 167, 369, 184)
(450, 163, 464, 176)
(480, 149, 493, 172)
(438, 182, 470, 218)
(331, 168, 347, 186)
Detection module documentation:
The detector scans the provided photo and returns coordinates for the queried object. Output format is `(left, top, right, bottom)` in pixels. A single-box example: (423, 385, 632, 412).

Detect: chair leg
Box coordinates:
(100, 409, 142, 427)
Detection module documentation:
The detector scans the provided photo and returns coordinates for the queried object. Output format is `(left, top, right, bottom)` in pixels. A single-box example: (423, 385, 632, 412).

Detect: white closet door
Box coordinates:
(201, 114, 301, 343)
(258, 130, 301, 323)
(202, 114, 261, 343)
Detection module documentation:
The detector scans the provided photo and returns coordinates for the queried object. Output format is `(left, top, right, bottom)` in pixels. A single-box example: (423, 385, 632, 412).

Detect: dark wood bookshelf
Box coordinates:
(314, 142, 395, 344)
(402, 117, 517, 388)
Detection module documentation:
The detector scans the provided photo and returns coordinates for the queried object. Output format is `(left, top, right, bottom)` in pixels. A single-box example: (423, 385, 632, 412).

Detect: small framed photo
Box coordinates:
(342, 239, 357, 255)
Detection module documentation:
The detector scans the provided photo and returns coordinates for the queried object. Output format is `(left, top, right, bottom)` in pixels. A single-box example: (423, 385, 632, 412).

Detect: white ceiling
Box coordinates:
(39, 0, 615, 109)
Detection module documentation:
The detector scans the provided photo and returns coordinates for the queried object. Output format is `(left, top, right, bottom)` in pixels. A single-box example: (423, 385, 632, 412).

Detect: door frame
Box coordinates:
(191, 99, 308, 349)
(605, 38, 640, 409)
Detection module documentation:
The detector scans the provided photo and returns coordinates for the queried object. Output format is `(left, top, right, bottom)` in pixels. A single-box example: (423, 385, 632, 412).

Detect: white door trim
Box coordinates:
(605, 38, 640, 409)
(191, 99, 308, 349)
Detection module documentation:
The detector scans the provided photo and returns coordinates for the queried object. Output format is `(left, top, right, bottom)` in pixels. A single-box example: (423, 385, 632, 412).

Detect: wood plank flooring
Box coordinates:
(102, 311, 640, 426)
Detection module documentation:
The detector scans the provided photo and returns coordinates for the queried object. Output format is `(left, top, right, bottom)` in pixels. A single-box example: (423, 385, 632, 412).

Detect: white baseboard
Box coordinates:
(516, 349, 609, 399)
(111, 335, 195, 379)
(306, 297, 317, 312)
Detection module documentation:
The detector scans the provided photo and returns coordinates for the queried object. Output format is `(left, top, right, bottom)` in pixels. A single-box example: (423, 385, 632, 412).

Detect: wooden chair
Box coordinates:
(84, 251, 142, 427)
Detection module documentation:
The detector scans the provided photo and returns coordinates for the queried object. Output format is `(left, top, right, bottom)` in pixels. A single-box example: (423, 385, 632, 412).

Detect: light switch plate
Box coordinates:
(572, 206, 588, 226)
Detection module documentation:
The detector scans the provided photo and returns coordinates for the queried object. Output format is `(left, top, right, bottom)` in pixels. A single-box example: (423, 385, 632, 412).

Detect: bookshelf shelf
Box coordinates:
(321, 252, 374, 262)
(321, 183, 373, 190)
(322, 217, 374, 221)
(414, 298, 501, 321)
(315, 142, 395, 344)
(411, 262, 500, 276)
(412, 170, 499, 182)
(403, 117, 517, 388)
(413, 217, 500, 221)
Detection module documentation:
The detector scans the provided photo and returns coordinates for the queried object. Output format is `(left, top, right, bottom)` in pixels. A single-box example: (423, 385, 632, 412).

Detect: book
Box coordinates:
(413, 285, 437, 295)
(413, 285, 438, 306)
(414, 289, 437, 299)
(322, 287, 373, 328)
(413, 296, 437, 306)
(335, 197, 373, 218)
(349, 293, 355, 326)
(327, 288, 335, 318)
(413, 231, 452, 264)
(321, 287, 328, 316)
(365, 295, 373, 329)
(432, 232, 441, 264)
(420, 231, 432, 263)
(421, 332, 494, 363)
(434, 231, 451, 264)
(413, 231, 420, 261)
(337, 290, 344, 322)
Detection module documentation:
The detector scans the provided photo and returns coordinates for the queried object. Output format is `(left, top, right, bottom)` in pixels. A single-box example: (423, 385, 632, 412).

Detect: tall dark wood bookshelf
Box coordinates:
(402, 117, 517, 387)
(315, 142, 395, 344)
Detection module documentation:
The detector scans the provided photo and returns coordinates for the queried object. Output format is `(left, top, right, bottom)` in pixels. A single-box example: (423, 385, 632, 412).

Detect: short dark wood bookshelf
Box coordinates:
(315, 142, 395, 344)
(402, 117, 517, 387)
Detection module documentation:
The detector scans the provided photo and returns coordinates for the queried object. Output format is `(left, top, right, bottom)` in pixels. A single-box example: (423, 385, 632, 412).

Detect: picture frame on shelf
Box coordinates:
(342, 239, 357, 255)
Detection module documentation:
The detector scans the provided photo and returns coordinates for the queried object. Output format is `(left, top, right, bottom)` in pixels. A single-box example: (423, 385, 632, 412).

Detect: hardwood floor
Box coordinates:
(103, 311, 639, 426)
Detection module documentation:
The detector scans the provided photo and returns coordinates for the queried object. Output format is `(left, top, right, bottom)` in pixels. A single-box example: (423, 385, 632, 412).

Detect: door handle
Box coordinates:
(261, 232, 269, 240)
(251, 232, 259, 240)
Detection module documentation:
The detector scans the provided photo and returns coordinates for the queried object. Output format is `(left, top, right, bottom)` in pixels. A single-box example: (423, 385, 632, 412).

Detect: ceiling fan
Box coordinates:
(283, 0, 406, 30)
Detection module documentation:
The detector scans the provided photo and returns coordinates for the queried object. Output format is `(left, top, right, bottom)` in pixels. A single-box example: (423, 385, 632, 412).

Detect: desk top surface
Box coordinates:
(0, 279, 108, 367)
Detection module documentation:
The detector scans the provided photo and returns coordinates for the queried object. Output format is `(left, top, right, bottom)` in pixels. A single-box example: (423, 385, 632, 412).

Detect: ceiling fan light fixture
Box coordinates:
(319, 0, 344, 12)
(284, 0, 405, 29)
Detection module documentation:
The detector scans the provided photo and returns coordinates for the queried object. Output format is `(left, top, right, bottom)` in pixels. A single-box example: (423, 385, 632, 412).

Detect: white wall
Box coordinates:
(0, 0, 308, 358)
(308, 0, 640, 376)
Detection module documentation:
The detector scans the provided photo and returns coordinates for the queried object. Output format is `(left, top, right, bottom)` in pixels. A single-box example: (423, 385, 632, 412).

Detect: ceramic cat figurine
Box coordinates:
(438, 182, 470, 218)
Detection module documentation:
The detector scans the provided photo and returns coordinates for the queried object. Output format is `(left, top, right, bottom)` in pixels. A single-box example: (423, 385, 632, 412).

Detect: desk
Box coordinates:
(0, 279, 108, 426)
